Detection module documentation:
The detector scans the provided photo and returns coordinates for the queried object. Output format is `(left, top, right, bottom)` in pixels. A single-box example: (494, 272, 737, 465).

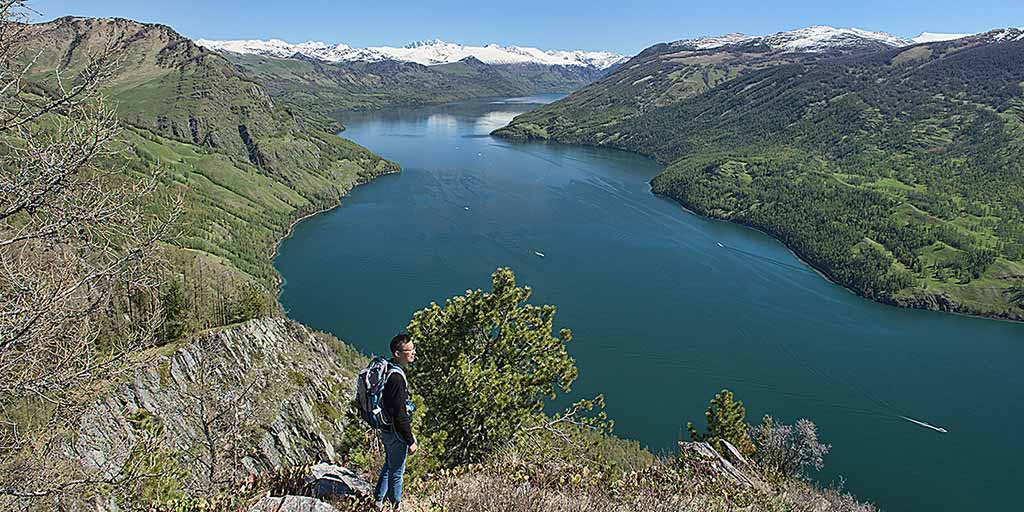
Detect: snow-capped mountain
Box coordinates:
(195, 38, 627, 69)
(912, 28, 1024, 44)
(671, 26, 911, 52)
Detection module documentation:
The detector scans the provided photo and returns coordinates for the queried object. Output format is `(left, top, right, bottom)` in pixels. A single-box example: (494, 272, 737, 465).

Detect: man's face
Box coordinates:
(395, 341, 416, 364)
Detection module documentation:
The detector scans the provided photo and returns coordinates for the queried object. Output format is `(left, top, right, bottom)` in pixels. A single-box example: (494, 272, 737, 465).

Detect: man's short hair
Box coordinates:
(390, 333, 411, 355)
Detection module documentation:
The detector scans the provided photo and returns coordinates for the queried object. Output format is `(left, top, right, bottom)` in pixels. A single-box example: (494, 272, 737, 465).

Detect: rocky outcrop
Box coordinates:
(73, 318, 364, 491)
(718, 439, 754, 473)
(678, 441, 767, 491)
(890, 291, 1024, 322)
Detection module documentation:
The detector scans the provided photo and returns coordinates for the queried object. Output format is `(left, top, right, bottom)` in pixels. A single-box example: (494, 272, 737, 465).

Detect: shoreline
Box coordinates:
(665, 193, 1024, 324)
(269, 165, 401, 296)
(494, 129, 1023, 324)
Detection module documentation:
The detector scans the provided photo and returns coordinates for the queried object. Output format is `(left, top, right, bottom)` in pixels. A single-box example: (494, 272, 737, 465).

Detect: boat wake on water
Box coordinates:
(715, 240, 816, 274)
(729, 319, 950, 436)
(900, 416, 948, 433)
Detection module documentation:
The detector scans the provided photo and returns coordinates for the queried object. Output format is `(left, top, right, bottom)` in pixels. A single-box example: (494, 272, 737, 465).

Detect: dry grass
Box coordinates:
(387, 450, 876, 512)
(397, 471, 874, 512)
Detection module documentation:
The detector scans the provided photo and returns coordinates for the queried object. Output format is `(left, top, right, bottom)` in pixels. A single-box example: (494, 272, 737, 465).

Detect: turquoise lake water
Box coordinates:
(275, 95, 1024, 511)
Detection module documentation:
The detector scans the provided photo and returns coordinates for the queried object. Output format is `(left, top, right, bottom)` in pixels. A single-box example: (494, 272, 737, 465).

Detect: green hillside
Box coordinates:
(18, 17, 399, 292)
(497, 32, 1024, 320)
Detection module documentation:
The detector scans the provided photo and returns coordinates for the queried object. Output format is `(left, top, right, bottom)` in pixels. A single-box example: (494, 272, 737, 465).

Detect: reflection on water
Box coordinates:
(475, 111, 520, 132)
(426, 113, 457, 132)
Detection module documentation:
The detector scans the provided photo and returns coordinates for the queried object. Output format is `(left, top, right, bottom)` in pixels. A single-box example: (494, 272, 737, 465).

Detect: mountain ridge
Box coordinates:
(195, 37, 627, 69)
(495, 29, 1024, 321)
(670, 26, 911, 52)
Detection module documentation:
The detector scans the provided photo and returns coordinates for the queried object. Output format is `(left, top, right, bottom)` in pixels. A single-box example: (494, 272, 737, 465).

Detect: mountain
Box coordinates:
(199, 46, 622, 131)
(487, 27, 890, 145)
(17, 16, 397, 288)
(195, 38, 627, 69)
(194, 37, 628, 129)
(670, 26, 910, 52)
(496, 28, 1024, 320)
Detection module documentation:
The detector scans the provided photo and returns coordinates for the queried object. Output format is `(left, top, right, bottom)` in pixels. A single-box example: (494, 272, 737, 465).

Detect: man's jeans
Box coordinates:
(373, 429, 409, 506)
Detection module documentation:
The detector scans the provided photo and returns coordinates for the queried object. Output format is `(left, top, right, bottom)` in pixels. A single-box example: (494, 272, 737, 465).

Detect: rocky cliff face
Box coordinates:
(71, 318, 364, 503)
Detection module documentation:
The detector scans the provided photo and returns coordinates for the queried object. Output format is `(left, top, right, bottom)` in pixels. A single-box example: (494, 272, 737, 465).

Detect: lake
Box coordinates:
(275, 94, 1024, 511)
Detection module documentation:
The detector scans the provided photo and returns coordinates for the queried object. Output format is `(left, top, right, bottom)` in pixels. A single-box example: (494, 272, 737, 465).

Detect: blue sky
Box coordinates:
(31, 0, 1023, 55)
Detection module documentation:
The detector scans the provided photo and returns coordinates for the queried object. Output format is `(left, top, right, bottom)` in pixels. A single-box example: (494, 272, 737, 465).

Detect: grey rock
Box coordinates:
(679, 441, 767, 490)
(307, 462, 372, 498)
(249, 496, 339, 512)
(69, 318, 365, 496)
(718, 439, 752, 470)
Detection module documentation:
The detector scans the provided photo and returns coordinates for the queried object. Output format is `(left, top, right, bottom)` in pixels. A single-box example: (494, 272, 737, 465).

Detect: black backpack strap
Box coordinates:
(386, 363, 407, 386)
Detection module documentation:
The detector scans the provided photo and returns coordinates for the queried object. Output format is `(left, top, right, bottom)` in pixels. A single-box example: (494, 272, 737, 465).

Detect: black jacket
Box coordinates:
(383, 362, 415, 445)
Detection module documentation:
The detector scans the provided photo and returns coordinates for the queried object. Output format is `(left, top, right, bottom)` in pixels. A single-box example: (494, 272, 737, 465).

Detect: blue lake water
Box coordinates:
(275, 94, 1024, 511)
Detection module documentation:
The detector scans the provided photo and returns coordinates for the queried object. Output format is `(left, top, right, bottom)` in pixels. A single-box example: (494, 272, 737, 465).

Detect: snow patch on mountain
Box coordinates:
(195, 38, 627, 69)
(671, 26, 911, 52)
(762, 26, 911, 50)
(986, 28, 1024, 42)
(912, 32, 972, 44)
(677, 33, 753, 50)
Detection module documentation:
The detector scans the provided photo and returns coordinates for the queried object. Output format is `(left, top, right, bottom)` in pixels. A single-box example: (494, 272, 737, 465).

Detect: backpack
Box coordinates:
(355, 356, 407, 429)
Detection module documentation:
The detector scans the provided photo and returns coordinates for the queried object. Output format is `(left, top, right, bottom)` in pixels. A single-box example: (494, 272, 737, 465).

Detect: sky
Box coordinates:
(30, 0, 1024, 55)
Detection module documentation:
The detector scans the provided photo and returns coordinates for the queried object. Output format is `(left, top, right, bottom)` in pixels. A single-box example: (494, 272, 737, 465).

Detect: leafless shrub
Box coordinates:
(170, 336, 264, 497)
(0, 0, 179, 503)
(750, 415, 830, 479)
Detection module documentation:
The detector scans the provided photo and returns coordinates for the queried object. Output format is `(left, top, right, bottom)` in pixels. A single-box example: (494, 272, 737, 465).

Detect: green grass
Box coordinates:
(16, 17, 400, 334)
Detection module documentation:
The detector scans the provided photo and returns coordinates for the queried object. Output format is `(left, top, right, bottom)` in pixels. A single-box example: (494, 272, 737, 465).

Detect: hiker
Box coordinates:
(373, 334, 418, 510)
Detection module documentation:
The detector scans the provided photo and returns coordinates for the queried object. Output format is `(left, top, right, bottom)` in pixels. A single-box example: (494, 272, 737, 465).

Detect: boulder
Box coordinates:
(249, 496, 338, 512)
(306, 462, 372, 499)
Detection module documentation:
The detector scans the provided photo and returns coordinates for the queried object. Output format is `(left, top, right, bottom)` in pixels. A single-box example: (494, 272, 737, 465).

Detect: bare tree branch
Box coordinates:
(0, 1, 180, 505)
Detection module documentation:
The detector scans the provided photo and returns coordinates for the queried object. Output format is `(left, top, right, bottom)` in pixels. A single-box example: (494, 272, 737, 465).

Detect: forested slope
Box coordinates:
(497, 30, 1024, 320)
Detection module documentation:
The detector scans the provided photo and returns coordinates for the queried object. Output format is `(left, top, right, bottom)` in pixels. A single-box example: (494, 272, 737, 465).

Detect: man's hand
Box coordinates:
(408, 442, 418, 455)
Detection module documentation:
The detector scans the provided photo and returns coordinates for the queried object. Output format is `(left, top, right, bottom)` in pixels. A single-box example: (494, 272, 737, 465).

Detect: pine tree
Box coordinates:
(161, 278, 192, 342)
(406, 267, 585, 467)
(687, 389, 755, 456)
(228, 282, 266, 324)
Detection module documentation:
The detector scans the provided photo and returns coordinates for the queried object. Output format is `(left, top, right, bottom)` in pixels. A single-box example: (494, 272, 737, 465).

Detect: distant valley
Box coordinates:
(196, 37, 627, 130)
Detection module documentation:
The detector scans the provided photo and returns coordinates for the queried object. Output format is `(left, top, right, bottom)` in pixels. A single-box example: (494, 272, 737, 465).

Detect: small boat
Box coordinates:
(534, 251, 545, 257)
(464, 206, 470, 211)
(716, 242, 725, 248)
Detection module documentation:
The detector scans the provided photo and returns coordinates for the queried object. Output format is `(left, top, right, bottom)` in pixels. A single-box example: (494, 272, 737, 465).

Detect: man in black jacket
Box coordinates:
(373, 334, 417, 510)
